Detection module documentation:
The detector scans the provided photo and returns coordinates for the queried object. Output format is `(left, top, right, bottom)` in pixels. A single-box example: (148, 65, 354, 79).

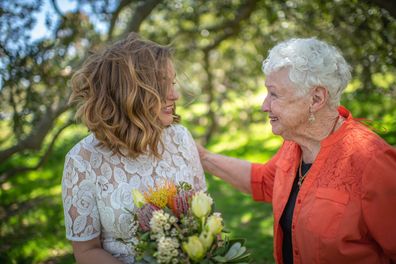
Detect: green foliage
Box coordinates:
(211, 238, 251, 263)
(0, 127, 88, 263)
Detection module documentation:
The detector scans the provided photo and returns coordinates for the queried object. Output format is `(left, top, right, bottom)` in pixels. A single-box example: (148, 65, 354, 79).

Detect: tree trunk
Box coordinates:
(0, 103, 71, 164)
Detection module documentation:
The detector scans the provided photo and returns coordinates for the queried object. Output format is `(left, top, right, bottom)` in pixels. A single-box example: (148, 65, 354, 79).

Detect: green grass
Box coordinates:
(0, 123, 279, 264)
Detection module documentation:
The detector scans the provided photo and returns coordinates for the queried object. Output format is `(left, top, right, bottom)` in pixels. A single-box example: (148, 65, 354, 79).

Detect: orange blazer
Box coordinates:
(251, 106, 396, 264)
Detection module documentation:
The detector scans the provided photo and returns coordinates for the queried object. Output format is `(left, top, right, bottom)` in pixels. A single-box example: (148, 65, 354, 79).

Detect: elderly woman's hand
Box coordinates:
(195, 141, 209, 162)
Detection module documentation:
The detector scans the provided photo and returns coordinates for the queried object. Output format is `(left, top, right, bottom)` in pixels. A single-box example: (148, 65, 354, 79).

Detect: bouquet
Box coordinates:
(124, 181, 251, 264)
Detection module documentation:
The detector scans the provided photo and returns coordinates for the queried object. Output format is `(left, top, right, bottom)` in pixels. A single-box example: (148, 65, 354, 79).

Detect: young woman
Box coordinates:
(62, 33, 206, 264)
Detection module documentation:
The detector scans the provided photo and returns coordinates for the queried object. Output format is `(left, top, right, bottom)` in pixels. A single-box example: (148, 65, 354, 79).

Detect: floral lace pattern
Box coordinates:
(62, 125, 206, 263)
(314, 123, 389, 198)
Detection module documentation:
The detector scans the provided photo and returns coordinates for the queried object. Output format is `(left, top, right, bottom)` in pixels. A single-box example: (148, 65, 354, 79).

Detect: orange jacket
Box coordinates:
(251, 106, 396, 264)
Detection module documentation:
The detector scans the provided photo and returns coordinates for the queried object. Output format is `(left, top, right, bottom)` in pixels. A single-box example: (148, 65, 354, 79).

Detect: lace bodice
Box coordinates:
(61, 124, 206, 263)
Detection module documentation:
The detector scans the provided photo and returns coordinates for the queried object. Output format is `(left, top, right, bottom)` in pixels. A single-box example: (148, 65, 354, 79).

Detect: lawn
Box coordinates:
(0, 122, 280, 264)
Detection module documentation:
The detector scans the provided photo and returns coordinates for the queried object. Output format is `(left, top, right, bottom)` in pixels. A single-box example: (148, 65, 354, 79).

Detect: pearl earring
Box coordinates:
(308, 111, 315, 123)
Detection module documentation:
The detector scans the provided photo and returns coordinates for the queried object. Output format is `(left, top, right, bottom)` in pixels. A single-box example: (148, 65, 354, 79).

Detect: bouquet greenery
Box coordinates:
(124, 181, 251, 264)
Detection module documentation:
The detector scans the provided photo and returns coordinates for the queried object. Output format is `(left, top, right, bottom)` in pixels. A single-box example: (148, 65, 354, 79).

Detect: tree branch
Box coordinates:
(122, 0, 163, 35)
(50, 0, 65, 19)
(198, 0, 258, 143)
(0, 119, 74, 183)
(202, 0, 258, 53)
(0, 43, 11, 58)
(0, 101, 71, 163)
(202, 51, 217, 144)
(107, 0, 133, 41)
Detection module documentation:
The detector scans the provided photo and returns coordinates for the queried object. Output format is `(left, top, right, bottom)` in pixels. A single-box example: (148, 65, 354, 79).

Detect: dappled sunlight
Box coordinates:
(241, 212, 253, 224)
(371, 72, 395, 89)
(0, 113, 283, 263)
(259, 216, 274, 237)
(344, 79, 361, 93)
(0, 129, 80, 263)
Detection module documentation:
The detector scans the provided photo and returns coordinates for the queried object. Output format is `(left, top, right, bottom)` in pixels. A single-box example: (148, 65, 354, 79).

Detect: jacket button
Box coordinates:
(297, 199, 301, 204)
(295, 250, 299, 255)
(292, 224, 295, 229)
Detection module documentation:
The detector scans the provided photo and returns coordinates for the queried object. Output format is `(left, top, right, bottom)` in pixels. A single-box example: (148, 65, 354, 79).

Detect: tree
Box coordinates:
(1, 0, 395, 182)
(0, 0, 162, 181)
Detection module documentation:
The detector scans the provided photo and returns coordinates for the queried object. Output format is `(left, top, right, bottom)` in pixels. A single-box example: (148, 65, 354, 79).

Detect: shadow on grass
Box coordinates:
(204, 130, 279, 264)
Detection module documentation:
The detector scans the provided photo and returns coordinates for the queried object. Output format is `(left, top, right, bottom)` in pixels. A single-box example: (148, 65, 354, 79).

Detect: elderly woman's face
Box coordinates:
(159, 61, 179, 126)
(261, 68, 310, 139)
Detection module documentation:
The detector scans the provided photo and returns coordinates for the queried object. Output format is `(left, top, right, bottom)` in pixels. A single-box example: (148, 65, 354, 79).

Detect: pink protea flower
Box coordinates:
(168, 190, 195, 217)
(136, 203, 160, 231)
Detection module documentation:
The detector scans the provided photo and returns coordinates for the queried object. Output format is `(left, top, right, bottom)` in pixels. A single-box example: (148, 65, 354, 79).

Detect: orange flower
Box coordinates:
(144, 181, 177, 208)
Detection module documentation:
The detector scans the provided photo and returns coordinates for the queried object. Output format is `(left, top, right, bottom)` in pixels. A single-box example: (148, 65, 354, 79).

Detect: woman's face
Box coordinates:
(159, 62, 179, 126)
(261, 68, 310, 140)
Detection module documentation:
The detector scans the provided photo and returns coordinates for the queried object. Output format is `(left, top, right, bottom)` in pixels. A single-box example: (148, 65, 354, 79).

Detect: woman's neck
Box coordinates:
(293, 107, 341, 163)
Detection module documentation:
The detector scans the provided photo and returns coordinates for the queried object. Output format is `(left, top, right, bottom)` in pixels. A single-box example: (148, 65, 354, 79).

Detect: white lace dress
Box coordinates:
(61, 124, 206, 263)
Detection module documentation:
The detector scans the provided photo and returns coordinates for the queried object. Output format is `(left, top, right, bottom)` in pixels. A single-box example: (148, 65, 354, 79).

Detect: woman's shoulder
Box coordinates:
(65, 134, 100, 161)
(164, 124, 193, 139)
(166, 124, 189, 133)
(343, 121, 391, 154)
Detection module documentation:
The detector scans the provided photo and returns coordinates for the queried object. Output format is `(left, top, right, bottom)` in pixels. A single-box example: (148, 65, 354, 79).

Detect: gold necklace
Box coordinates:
(297, 156, 306, 188)
(298, 115, 340, 188)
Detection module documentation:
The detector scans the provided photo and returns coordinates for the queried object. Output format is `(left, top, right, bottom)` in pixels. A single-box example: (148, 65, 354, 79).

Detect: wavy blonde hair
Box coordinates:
(70, 33, 179, 158)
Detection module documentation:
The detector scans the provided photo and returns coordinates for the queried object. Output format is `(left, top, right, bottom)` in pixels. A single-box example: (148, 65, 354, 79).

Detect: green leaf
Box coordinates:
(212, 256, 228, 263)
(228, 246, 247, 260)
(221, 228, 231, 233)
(140, 232, 150, 240)
(228, 238, 247, 245)
(142, 255, 158, 264)
(224, 242, 242, 260)
(229, 253, 251, 263)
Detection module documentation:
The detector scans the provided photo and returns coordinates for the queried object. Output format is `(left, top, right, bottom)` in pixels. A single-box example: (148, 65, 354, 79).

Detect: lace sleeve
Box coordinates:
(62, 154, 100, 241)
(182, 126, 207, 192)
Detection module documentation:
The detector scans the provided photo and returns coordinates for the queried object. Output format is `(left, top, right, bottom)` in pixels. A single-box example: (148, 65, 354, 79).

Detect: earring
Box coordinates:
(308, 111, 315, 123)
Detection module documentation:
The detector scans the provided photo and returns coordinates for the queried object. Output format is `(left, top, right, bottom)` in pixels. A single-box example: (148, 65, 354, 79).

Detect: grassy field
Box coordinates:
(0, 122, 280, 264)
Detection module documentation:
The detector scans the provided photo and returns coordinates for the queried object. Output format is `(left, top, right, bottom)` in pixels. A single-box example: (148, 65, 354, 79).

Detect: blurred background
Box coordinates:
(0, 0, 395, 263)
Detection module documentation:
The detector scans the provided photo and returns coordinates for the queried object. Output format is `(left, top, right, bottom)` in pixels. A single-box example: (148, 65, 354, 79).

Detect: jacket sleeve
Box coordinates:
(250, 143, 284, 203)
(362, 148, 396, 261)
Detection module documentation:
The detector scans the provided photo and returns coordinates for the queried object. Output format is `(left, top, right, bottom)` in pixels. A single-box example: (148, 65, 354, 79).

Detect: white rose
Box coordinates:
(100, 163, 112, 180)
(110, 183, 132, 209)
(75, 180, 96, 216)
(97, 176, 114, 198)
(114, 167, 127, 183)
(98, 201, 115, 231)
(90, 152, 102, 169)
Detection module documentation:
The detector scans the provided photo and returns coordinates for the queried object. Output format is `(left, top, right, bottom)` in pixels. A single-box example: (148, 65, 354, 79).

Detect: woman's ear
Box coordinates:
(309, 86, 329, 111)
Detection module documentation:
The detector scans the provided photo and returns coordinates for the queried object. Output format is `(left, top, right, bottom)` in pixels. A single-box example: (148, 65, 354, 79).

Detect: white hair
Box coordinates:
(262, 37, 352, 107)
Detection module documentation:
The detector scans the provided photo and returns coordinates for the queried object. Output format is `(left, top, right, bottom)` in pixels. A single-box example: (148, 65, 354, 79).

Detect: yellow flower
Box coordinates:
(205, 214, 223, 235)
(182, 236, 205, 262)
(199, 231, 214, 250)
(132, 189, 146, 208)
(144, 181, 177, 208)
(191, 191, 213, 218)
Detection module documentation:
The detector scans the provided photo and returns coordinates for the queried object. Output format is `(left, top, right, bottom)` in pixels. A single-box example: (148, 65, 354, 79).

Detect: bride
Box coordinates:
(62, 33, 206, 263)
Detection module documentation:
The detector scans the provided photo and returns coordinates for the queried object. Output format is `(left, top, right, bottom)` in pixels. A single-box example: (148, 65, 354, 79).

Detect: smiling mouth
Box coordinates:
(162, 105, 174, 114)
(269, 116, 278, 121)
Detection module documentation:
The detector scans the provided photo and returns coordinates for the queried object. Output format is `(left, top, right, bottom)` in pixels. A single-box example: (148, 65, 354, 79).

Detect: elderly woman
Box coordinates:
(198, 38, 396, 264)
(62, 33, 206, 263)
